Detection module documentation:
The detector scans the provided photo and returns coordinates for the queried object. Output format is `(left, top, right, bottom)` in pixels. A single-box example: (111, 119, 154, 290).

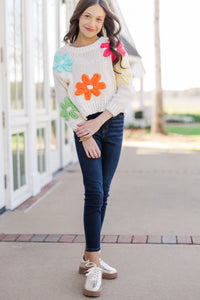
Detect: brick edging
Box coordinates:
(0, 234, 200, 245)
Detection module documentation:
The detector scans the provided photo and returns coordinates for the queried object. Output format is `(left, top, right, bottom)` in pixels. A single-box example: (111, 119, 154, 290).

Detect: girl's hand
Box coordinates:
(75, 119, 101, 139)
(82, 137, 101, 159)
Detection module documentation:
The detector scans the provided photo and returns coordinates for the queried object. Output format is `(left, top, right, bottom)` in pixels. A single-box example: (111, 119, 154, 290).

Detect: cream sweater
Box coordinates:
(53, 36, 136, 131)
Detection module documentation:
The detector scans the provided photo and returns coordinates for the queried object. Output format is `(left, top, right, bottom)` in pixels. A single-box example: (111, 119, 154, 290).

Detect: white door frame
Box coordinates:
(0, 0, 10, 211)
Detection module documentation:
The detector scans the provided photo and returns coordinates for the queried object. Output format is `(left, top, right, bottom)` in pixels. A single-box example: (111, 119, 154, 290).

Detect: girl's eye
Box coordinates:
(84, 15, 102, 22)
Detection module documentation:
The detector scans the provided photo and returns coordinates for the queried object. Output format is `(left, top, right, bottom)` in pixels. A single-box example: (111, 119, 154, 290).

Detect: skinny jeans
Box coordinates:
(74, 111, 124, 252)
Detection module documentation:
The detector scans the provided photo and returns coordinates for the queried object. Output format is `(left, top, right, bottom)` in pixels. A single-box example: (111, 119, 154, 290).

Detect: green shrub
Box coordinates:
(135, 110, 143, 119)
(165, 112, 200, 123)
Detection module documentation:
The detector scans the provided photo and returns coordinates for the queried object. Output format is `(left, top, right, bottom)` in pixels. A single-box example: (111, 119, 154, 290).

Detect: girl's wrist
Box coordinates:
(79, 136, 92, 142)
(95, 109, 113, 127)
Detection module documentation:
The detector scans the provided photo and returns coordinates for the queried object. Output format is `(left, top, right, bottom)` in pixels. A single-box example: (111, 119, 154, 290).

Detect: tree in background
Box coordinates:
(151, 0, 166, 134)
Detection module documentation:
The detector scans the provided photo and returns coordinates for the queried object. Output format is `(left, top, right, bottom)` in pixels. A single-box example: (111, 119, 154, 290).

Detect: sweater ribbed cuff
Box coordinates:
(105, 102, 124, 117)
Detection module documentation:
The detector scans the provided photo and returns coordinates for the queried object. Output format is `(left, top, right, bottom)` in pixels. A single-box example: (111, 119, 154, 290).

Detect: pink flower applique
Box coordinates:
(101, 40, 126, 62)
(116, 42, 126, 57)
(100, 41, 116, 62)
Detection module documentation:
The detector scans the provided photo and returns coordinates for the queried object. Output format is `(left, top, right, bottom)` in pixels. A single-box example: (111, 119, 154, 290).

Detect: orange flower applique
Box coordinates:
(75, 73, 106, 101)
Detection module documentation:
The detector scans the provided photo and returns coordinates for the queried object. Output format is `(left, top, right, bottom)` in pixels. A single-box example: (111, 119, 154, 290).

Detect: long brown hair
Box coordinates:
(63, 0, 124, 68)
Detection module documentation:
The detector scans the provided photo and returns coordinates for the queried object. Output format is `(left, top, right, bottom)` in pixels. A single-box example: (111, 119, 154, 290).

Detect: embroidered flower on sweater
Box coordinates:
(75, 73, 106, 101)
(100, 40, 126, 62)
(60, 96, 79, 121)
(101, 42, 116, 62)
(53, 53, 73, 73)
(114, 57, 132, 88)
(116, 42, 126, 57)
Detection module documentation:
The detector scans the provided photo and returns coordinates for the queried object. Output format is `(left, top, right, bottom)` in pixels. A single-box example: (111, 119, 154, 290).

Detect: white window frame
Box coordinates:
(11, 126, 30, 200)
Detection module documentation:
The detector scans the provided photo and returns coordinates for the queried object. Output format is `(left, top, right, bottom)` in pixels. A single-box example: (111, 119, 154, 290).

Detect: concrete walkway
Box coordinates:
(1, 142, 200, 299)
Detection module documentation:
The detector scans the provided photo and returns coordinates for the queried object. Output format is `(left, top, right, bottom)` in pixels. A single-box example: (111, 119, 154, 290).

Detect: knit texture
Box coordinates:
(53, 36, 136, 131)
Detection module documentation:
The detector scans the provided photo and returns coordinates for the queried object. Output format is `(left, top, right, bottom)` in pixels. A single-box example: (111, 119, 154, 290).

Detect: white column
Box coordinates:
(24, 0, 40, 195)
(3, 0, 14, 209)
(43, 0, 52, 180)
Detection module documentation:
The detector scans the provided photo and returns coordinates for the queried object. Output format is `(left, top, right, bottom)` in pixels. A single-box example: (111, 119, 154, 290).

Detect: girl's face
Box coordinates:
(79, 4, 106, 39)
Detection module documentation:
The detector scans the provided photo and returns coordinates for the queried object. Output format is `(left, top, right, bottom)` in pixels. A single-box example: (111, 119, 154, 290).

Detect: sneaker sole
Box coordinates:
(83, 285, 102, 297)
(79, 266, 118, 279)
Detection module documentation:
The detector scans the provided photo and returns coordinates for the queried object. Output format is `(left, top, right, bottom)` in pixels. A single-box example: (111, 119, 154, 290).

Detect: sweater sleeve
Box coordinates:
(106, 51, 136, 117)
(53, 52, 86, 131)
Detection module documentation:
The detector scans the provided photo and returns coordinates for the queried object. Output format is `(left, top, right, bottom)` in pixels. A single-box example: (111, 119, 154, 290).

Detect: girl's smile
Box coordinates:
(79, 5, 106, 39)
(85, 27, 95, 32)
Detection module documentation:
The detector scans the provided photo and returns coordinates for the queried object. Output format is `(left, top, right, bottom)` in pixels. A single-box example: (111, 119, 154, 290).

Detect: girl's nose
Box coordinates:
(88, 18, 96, 28)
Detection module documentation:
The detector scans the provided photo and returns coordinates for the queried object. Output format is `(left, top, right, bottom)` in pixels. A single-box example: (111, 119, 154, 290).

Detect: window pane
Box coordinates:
(37, 129, 41, 172)
(41, 128, 46, 172)
(37, 128, 46, 173)
(16, 47, 23, 109)
(8, 0, 23, 110)
(15, 0, 22, 49)
(12, 134, 18, 190)
(12, 132, 26, 191)
(51, 120, 57, 150)
(8, 0, 15, 47)
(65, 124, 68, 144)
(19, 132, 26, 186)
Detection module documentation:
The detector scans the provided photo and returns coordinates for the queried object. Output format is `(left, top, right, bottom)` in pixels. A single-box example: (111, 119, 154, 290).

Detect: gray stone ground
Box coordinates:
(0, 143, 200, 300)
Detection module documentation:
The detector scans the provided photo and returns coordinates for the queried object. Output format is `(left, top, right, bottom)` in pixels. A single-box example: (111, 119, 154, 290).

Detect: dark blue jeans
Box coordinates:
(74, 112, 124, 252)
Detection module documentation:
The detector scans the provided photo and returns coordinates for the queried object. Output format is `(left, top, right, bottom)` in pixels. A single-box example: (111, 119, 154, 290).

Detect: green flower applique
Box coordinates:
(60, 97, 79, 121)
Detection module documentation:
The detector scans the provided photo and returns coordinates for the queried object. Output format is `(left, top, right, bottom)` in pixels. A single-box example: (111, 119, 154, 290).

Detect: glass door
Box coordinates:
(6, 0, 31, 209)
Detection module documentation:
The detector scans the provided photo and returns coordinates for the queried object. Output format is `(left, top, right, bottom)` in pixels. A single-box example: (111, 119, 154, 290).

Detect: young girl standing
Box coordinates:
(53, 0, 135, 296)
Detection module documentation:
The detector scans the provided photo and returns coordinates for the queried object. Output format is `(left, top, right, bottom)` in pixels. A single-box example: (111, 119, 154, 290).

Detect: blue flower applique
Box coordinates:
(53, 53, 73, 73)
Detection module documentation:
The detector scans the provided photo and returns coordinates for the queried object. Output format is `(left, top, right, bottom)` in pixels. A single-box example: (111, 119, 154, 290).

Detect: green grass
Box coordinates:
(146, 126, 200, 136)
(165, 126, 200, 135)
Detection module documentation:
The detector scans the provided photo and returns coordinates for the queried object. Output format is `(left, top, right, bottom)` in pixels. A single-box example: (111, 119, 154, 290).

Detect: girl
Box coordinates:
(53, 0, 135, 297)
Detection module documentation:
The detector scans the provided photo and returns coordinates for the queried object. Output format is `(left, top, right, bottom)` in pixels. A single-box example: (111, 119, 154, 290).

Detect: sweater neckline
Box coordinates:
(65, 36, 105, 53)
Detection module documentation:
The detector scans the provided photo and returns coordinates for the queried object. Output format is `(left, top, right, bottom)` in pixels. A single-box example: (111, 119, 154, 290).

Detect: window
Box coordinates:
(37, 128, 46, 173)
(34, 0, 44, 110)
(12, 132, 26, 191)
(51, 120, 57, 150)
(8, 0, 23, 110)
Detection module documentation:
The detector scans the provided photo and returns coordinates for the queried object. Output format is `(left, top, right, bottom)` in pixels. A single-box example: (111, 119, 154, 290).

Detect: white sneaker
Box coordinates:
(99, 257, 118, 279)
(79, 253, 118, 279)
(83, 261, 102, 297)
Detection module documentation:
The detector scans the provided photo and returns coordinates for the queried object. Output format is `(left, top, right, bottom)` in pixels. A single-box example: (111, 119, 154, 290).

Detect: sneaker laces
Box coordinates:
(85, 262, 102, 280)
